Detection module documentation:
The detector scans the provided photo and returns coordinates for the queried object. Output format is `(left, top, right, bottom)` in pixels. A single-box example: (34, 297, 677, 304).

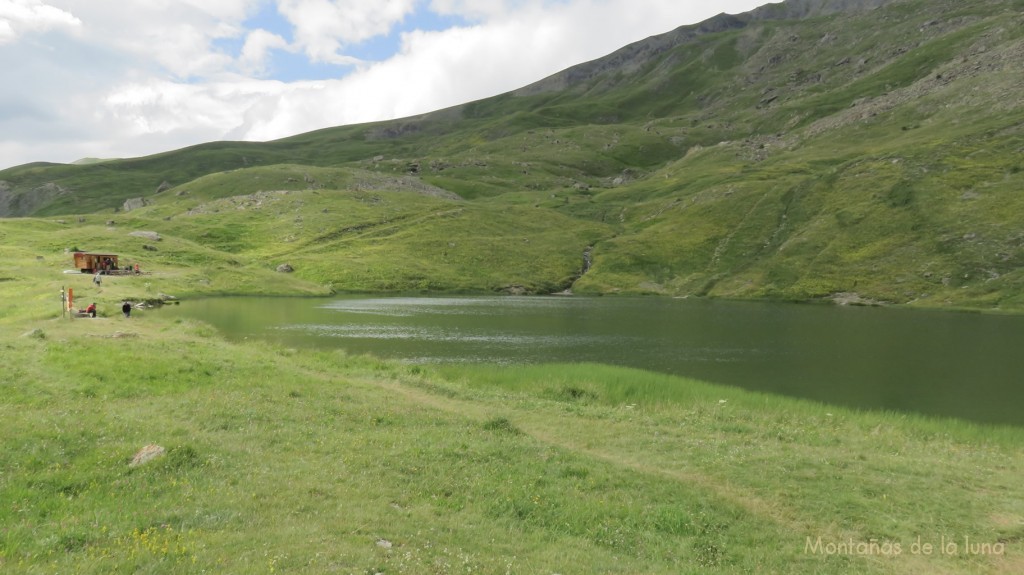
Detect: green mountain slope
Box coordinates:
(2, 0, 1023, 308)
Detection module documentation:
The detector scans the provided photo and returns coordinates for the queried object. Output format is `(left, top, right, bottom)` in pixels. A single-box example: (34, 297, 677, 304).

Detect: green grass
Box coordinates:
(2, 207, 1024, 574)
(2, 316, 1022, 574)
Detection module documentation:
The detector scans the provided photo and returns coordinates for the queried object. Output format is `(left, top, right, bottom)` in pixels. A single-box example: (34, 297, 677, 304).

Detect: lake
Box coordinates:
(162, 295, 1024, 426)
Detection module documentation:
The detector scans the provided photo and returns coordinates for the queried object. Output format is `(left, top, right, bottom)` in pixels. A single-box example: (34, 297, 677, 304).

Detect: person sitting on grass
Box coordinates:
(86, 302, 97, 318)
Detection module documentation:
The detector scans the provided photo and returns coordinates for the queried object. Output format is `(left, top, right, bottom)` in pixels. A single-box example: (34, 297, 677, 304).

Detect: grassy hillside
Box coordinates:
(0, 166, 607, 298)
(2, 0, 1023, 308)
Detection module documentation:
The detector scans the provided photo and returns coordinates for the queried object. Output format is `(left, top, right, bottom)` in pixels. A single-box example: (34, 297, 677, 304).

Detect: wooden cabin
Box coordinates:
(73, 252, 119, 273)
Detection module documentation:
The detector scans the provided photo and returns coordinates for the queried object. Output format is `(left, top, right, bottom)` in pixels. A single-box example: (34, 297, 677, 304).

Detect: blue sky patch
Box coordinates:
(211, 2, 469, 81)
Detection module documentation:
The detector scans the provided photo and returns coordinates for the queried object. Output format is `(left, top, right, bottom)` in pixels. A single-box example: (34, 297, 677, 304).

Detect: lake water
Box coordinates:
(162, 295, 1024, 426)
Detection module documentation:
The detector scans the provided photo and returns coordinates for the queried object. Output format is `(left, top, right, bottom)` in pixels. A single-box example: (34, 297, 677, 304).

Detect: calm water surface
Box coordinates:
(162, 296, 1024, 426)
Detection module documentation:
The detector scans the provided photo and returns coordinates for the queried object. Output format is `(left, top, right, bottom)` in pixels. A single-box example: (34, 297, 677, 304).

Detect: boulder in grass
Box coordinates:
(129, 444, 165, 467)
(130, 230, 161, 241)
(123, 197, 148, 212)
(276, 263, 294, 273)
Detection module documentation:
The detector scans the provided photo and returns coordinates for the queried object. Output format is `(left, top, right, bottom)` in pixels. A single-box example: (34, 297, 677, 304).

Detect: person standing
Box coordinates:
(122, 301, 132, 318)
(93, 271, 102, 287)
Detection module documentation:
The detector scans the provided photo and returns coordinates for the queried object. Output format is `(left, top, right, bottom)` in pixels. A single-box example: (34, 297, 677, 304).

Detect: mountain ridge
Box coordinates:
(2, 0, 1023, 309)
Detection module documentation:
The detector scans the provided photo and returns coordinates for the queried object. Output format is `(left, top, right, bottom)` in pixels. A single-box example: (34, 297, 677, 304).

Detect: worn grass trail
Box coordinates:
(373, 376, 810, 533)
(357, 365, 1024, 574)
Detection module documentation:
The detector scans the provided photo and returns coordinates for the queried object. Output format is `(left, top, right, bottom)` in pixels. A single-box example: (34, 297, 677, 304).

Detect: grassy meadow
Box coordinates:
(2, 216, 1024, 575)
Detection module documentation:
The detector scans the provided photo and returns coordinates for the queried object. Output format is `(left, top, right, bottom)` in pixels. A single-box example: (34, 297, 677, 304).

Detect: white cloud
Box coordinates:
(277, 0, 417, 64)
(0, 0, 777, 169)
(175, 0, 252, 22)
(428, 0, 510, 20)
(0, 0, 80, 44)
(0, 19, 14, 43)
(240, 28, 292, 76)
(59, 1, 250, 79)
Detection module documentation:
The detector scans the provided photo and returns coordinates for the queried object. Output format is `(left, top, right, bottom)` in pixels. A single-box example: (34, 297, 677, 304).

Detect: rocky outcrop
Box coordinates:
(828, 292, 888, 306)
(0, 181, 11, 217)
(364, 121, 423, 140)
(0, 181, 68, 217)
(123, 197, 148, 212)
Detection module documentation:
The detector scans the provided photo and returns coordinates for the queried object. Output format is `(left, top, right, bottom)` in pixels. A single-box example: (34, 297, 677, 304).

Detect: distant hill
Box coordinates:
(2, 0, 1023, 308)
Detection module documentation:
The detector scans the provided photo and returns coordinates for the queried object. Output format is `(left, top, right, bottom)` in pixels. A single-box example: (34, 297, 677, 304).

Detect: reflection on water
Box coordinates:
(162, 295, 1024, 426)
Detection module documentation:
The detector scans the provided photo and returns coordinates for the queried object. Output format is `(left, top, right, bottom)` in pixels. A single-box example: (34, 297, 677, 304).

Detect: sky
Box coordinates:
(0, 0, 776, 170)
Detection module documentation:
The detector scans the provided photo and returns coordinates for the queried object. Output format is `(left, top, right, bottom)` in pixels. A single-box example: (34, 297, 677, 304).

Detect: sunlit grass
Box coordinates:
(2, 239, 1023, 573)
